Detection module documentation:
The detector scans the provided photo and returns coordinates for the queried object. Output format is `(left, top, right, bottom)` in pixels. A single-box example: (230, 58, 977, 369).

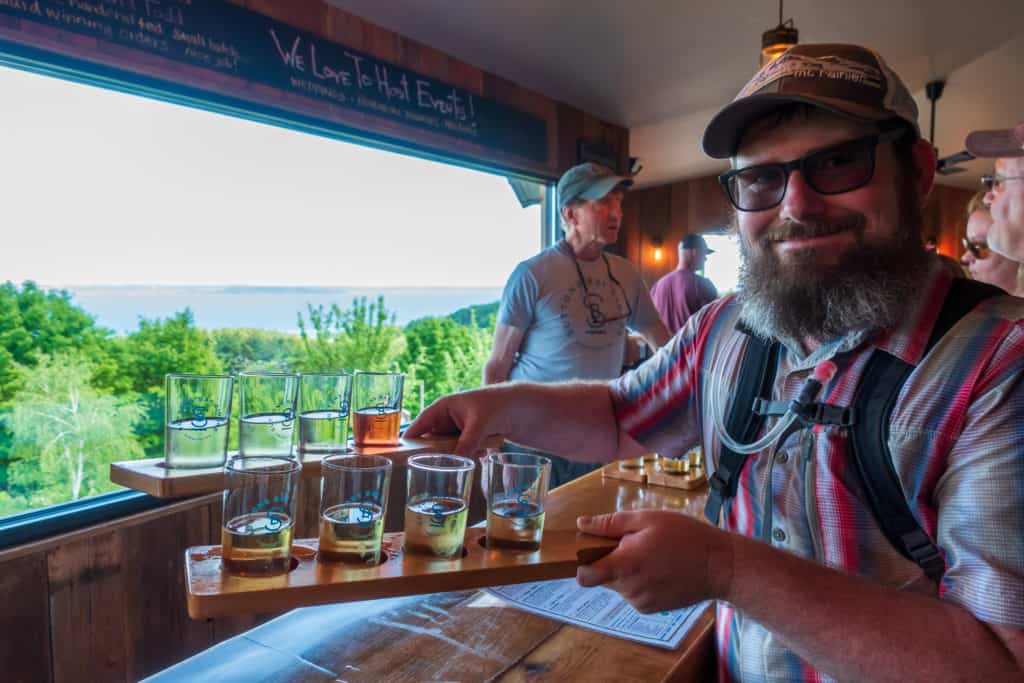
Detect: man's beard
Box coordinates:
(736, 199, 930, 344)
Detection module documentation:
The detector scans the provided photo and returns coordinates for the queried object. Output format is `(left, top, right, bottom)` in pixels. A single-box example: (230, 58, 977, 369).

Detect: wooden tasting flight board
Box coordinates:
(110, 434, 504, 498)
(603, 454, 708, 490)
(185, 527, 618, 619)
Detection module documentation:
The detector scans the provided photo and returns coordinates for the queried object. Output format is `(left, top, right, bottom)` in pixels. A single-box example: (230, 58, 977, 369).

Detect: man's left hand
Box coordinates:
(576, 510, 734, 613)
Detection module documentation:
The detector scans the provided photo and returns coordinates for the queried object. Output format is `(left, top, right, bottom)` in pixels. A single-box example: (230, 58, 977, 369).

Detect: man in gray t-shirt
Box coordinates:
(483, 162, 670, 486)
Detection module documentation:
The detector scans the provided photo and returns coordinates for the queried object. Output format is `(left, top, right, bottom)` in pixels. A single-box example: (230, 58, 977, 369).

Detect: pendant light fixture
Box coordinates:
(761, 0, 799, 67)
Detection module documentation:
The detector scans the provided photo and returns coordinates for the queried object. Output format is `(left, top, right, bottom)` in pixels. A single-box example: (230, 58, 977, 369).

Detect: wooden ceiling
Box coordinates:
(328, 1, 1024, 189)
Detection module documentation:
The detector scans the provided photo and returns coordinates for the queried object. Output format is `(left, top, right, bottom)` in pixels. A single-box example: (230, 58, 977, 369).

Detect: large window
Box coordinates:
(0, 65, 543, 519)
(702, 233, 742, 295)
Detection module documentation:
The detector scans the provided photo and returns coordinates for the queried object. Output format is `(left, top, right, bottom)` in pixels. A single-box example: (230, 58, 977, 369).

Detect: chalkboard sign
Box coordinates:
(0, 0, 548, 162)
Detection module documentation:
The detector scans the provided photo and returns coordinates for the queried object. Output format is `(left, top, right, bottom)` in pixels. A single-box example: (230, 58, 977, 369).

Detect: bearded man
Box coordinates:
(408, 44, 1024, 682)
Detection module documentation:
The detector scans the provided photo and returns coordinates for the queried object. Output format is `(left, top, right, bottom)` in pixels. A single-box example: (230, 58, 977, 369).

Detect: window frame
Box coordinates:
(0, 39, 550, 547)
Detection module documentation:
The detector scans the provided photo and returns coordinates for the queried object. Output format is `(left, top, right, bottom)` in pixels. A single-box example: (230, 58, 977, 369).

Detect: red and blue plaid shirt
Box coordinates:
(610, 263, 1024, 682)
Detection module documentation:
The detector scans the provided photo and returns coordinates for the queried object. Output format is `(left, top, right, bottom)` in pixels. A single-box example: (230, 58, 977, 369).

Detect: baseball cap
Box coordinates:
(680, 234, 714, 253)
(557, 162, 633, 209)
(965, 122, 1024, 158)
(702, 43, 920, 159)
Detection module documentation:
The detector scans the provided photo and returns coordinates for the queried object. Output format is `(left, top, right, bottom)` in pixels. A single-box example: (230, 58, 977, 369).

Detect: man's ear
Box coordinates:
(560, 205, 575, 229)
(912, 139, 936, 204)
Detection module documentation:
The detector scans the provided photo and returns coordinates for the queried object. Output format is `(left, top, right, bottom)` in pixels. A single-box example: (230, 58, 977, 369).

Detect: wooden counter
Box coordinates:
(144, 468, 715, 682)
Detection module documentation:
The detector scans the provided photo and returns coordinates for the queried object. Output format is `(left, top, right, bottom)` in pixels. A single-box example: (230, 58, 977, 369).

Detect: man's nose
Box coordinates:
(778, 170, 826, 223)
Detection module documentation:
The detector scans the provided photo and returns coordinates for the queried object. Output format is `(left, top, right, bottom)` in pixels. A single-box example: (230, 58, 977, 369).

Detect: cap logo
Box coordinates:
(740, 53, 884, 99)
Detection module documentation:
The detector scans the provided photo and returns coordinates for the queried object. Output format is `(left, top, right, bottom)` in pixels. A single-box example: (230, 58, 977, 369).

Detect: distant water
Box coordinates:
(67, 286, 503, 334)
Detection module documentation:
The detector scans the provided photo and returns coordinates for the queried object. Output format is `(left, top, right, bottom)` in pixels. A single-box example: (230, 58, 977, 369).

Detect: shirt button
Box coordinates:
(772, 528, 786, 543)
(775, 452, 789, 464)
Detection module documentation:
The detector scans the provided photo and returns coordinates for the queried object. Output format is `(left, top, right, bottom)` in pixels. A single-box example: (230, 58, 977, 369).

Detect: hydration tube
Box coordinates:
(710, 335, 837, 454)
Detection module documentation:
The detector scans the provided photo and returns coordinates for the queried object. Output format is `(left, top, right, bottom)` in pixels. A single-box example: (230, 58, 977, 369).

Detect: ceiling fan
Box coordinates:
(926, 80, 974, 175)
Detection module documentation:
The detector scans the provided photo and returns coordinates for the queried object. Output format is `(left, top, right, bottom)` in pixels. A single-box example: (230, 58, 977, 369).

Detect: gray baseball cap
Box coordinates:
(557, 162, 633, 209)
(702, 43, 920, 159)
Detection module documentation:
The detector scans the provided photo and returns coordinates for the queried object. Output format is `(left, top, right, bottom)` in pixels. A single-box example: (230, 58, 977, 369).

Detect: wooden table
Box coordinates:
(144, 468, 716, 682)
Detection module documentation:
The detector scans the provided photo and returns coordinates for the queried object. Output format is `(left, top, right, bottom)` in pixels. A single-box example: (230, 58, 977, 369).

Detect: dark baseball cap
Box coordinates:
(965, 122, 1024, 158)
(702, 43, 920, 159)
(680, 234, 714, 253)
(557, 162, 633, 209)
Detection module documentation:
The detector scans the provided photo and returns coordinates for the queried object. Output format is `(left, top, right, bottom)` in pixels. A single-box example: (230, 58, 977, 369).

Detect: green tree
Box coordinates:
(398, 311, 494, 416)
(5, 353, 143, 510)
(0, 281, 117, 488)
(0, 280, 116, 403)
(295, 296, 404, 373)
(114, 310, 224, 457)
(447, 300, 499, 328)
(210, 328, 300, 374)
(118, 309, 223, 393)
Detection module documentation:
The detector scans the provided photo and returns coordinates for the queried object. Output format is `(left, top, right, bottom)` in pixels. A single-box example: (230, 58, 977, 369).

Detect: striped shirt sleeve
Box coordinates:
(936, 319, 1024, 627)
(609, 298, 732, 458)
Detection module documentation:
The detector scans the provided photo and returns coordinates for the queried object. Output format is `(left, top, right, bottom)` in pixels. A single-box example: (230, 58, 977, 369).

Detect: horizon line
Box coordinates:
(26, 282, 505, 290)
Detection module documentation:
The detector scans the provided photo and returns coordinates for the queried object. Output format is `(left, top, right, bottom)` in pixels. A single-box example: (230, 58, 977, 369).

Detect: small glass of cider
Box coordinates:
(221, 456, 301, 576)
(485, 452, 551, 553)
(238, 372, 299, 457)
(165, 373, 234, 469)
(352, 372, 404, 447)
(404, 454, 475, 558)
(318, 454, 392, 565)
(298, 372, 353, 455)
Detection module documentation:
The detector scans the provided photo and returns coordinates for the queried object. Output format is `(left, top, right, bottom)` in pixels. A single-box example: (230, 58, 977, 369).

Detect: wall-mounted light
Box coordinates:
(652, 237, 664, 263)
(761, 0, 799, 67)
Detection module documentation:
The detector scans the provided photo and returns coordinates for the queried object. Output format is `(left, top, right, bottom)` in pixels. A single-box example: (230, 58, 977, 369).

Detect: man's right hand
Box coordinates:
(405, 386, 507, 457)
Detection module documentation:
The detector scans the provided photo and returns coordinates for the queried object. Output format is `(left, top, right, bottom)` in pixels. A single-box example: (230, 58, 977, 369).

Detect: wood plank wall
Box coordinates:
(1, 495, 277, 683)
(0, 2, 628, 681)
(622, 176, 976, 287)
(924, 184, 976, 262)
(620, 175, 731, 286)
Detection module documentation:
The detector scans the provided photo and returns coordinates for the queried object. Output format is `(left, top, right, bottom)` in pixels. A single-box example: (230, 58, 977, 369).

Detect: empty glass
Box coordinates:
(298, 372, 352, 455)
(238, 372, 298, 457)
(165, 373, 233, 469)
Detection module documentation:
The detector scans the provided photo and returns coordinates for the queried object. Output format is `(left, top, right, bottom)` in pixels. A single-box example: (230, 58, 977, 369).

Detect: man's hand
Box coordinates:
(405, 387, 507, 457)
(576, 510, 734, 613)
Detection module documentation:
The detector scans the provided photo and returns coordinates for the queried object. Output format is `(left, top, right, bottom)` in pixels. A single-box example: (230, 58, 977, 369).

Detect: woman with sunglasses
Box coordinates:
(959, 191, 1023, 295)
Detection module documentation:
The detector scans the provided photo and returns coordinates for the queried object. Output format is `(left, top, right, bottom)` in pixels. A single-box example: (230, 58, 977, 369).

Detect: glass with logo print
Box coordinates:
(221, 456, 300, 576)
(298, 372, 353, 455)
(351, 372, 404, 447)
(239, 372, 299, 457)
(317, 454, 392, 565)
(165, 373, 234, 469)
(486, 452, 551, 553)
(404, 454, 475, 558)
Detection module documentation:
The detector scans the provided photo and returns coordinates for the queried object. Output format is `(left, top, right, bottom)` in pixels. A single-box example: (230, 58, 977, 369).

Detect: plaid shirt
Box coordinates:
(609, 264, 1024, 682)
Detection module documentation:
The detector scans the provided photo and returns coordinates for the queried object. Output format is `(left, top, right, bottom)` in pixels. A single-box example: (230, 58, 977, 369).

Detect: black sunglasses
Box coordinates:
(719, 128, 907, 212)
(961, 237, 991, 260)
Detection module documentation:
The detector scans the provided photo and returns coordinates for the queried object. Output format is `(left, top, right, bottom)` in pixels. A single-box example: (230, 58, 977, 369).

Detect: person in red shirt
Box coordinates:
(649, 234, 719, 335)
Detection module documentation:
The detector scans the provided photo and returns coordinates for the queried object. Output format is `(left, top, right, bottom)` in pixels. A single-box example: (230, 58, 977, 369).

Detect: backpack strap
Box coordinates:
(849, 278, 1003, 581)
(704, 333, 781, 525)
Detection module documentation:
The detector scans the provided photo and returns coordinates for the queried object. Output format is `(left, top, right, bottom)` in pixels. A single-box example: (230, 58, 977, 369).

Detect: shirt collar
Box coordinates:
(869, 260, 952, 366)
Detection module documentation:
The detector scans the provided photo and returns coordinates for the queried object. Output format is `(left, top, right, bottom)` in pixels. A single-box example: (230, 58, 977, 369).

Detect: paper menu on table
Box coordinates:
(484, 579, 710, 649)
